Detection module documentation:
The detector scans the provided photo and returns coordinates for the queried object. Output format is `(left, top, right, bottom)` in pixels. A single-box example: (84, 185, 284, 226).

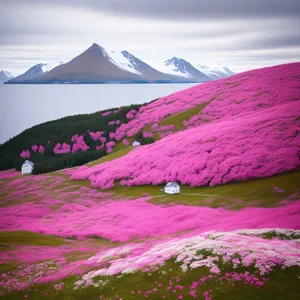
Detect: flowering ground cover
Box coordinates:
(1, 63, 300, 299)
(68, 63, 300, 189)
(1, 166, 300, 299)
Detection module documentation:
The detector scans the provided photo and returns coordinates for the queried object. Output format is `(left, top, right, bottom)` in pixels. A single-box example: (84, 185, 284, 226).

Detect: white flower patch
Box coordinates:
(75, 228, 300, 288)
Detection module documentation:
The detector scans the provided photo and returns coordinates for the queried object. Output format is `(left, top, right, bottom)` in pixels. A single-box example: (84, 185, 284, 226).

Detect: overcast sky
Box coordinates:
(1, 0, 300, 75)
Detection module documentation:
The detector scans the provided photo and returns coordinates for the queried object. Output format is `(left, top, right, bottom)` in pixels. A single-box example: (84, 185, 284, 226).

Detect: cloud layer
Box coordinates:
(1, 0, 299, 74)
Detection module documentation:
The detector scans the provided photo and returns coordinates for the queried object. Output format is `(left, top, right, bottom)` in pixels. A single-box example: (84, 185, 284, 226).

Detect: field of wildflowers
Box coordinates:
(0, 63, 300, 299)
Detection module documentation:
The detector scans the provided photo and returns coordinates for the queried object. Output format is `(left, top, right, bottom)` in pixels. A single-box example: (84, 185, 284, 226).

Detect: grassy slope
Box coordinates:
(1, 260, 299, 300)
(0, 231, 68, 247)
(86, 168, 299, 209)
(87, 146, 133, 167)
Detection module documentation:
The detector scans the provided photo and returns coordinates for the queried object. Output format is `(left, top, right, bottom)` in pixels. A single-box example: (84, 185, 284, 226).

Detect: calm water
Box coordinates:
(0, 83, 197, 144)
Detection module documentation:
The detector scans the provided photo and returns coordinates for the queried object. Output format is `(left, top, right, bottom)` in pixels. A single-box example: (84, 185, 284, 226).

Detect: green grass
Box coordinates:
(0, 231, 69, 246)
(158, 102, 211, 131)
(109, 170, 300, 210)
(87, 146, 133, 167)
(1, 259, 299, 300)
(241, 230, 300, 240)
(64, 251, 95, 263)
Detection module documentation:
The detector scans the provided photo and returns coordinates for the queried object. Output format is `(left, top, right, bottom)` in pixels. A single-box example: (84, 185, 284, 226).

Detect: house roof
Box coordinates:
(165, 182, 179, 187)
(23, 160, 34, 167)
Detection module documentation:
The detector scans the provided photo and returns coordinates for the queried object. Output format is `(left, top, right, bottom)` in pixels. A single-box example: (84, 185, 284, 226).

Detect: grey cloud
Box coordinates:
(3, 0, 300, 20)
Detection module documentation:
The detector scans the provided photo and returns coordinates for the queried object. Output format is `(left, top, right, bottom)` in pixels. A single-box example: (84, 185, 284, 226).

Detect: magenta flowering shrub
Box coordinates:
(113, 108, 122, 114)
(108, 120, 120, 125)
(99, 137, 106, 144)
(126, 109, 137, 119)
(151, 123, 159, 130)
(89, 131, 104, 140)
(109, 132, 116, 139)
(143, 131, 154, 138)
(71, 134, 79, 142)
(39, 145, 45, 155)
(96, 144, 104, 150)
(20, 150, 30, 159)
(106, 141, 116, 148)
(53, 143, 71, 154)
(106, 141, 116, 153)
(31, 145, 38, 152)
(72, 136, 90, 153)
(123, 139, 129, 146)
(102, 111, 112, 117)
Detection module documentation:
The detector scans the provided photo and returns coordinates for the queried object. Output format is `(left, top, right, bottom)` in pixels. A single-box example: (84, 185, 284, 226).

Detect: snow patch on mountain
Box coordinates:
(106, 49, 141, 75)
(150, 58, 192, 78)
(196, 64, 235, 79)
(40, 62, 64, 73)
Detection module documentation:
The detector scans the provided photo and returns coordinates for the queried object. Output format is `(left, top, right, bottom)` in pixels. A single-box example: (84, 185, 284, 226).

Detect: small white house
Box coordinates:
(132, 140, 141, 147)
(21, 160, 34, 175)
(164, 182, 180, 194)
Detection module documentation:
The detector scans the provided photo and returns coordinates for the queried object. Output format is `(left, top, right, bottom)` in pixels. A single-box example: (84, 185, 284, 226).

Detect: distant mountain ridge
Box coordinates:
(5, 43, 235, 84)
(157, 57, 211, 82)
(0, 71, 14, 84)
(8, 62, 63, 84)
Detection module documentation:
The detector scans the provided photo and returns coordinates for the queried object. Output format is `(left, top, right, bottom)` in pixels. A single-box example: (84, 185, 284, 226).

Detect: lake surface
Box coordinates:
(0, 83, 197, 144)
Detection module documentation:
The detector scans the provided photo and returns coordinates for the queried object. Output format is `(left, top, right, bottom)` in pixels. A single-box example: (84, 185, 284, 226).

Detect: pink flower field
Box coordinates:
(1, 63, 300, 299)
(69, 63, 300, 189)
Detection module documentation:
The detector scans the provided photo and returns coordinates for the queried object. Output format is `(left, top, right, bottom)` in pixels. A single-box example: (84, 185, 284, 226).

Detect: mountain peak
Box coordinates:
(90, 43, 103, 49)
(164, 57, 187, 66)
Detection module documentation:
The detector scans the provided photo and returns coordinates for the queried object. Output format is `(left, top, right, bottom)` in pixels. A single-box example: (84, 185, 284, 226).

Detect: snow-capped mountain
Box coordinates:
(5, 44, 193, 84)
(0, 71, 14, 84)
(196, 64, 235, 80)
(151, 57, 211, 82)
(7, 62, 64, 83)
(4, 43, 235, 84)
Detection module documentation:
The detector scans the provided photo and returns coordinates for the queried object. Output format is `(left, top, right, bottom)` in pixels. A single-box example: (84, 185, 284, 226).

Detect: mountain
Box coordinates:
(0, 71, 14, 84)
(4, 43, 235, 84)
(7, 62, 63, 84)
(151, 57, 211, 82)
(196, 64, 235, 80)
(119, 50, 187, 83)
(6, 44, 191, 84)
(5, 44, 208, 84)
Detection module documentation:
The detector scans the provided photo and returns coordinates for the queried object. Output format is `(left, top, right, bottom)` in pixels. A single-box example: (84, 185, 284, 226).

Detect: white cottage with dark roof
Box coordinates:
(21, 160, 34, 175)
(164, 182, 180, 194)
(132, 140, 141, 147)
